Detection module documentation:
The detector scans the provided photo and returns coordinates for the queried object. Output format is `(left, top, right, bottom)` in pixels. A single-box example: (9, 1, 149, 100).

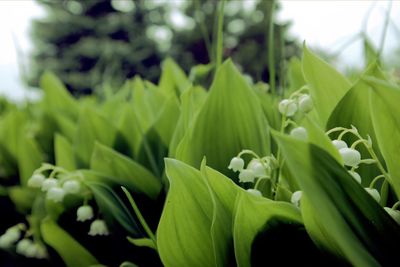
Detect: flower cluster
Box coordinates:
(0, 224, 47, 259)
(278, 92, 313, 117)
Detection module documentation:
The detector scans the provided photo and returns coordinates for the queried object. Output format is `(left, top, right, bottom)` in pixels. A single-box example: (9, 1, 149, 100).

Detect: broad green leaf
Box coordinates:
(8, 186, 36, 213)
(83, 172, 145, 236)
(41, 219, 98, 267)
(273, 132, 400, 267)
(90, 143, 161, 199)
(327, 63, 385, 185)
(302, 45, 351, 126)
(127, 237, 157, 250)
(159, 58, 191, 96)
(40, 71, 79, 119)
(367, 77, 400, 198)
(158, 159, 215, 266)
(233, 191, 302, 267)
(0, 110, 26, 160)
(287, 57, 306, 93)
(153, 96, 180, 147)
(176, 60, 270, 175)
(74, 107, 117, 167)
(17, 134, 43, 186)
(55, 133, 76, 170)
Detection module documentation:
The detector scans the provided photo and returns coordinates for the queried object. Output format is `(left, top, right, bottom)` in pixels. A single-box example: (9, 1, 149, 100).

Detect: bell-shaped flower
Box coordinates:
(247, 159, 268, 178)
(348, 171, 362, 184)
(290, 127, 308, 141)
(298, 94, 313, 113)
(384, 207, 400, 224)
(291, 191, 302, 207)
(47, 187, 65, 203)
(88, 220, 109, 236)
(41, 178, 58, 192)
(27, 174, 46, 188)
(339, 148, 361, 167)
(16, 239, 33, 255)
(77, 205, 94, 222)
(228, 157, 244, 172)
(332, 140, 348, 150)
(63, 180, 81, 194)
(278, 99, 297, 117)
(238, 169, 256, 183)
(365, 188, 380, 203)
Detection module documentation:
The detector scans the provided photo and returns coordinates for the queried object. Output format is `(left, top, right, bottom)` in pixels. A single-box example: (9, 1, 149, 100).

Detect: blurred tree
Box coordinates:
(28, 0, 299, 96)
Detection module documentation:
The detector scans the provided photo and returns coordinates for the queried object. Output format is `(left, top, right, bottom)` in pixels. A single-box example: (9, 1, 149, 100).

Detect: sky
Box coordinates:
(0, 0, 399, 101)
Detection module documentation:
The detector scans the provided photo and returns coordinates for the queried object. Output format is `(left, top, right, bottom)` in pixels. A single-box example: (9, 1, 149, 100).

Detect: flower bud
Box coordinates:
(238, 169, 256, 183)
(88, 220, 109, 236)
(27, 174, 46, 188)
(348, 171, 361, 184)
(298, 94, 313, 113)
(41, 178, 58, 192)
(384, 207, 400, 224)
(63, 180, 81, 194)
(332, 140, 348, 150)
(339, 148, 361, 167)
(16, 239, 33, 255)
(278, 99, 297, 117)
(0, 235, 14, 249)
(247, 189, 262, 197)
(47, 187, 65, 203)
(228, 157, 244, 172)
(365, 188, 380, 202)
(4, 226, 21, 242)
(77, 205, 94, 222)
(290, 127, 308, 141)
(291, 191, 302, 207)
(247, 159, 268, 178)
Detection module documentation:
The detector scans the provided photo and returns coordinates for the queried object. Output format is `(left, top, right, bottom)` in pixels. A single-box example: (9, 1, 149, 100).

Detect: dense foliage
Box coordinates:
(28, 0, 298, 95)
(1, 43, 400, 266)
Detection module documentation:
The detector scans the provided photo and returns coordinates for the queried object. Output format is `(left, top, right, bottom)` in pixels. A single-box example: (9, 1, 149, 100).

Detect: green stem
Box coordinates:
(194, 0, 212, 62)
(121, 186, 157, 248)
(369, 175, 385, 189)
(268, 0, 276, 95)
(215, 0, 226, 71)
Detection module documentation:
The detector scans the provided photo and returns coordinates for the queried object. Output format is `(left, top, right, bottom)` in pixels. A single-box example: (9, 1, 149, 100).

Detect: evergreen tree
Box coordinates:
(29, 0, 299, 95)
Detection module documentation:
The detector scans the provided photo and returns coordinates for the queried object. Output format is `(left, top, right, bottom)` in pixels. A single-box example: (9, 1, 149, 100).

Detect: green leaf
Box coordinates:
(41, 219, 98, 267)
(55, 133, 76, 170)
(153, 95, 180, 147)
(367, 77, 400, 197)
(127, 237, 157, 250)
(8, 186, 36, 214)
(176, 60, 269, 175)
(74, 107, 117, 167)
(273, 131, 400, 267)
(40, 71, 79, 119)
(233, 191, 302, 267)
(302, 45, 351, 126)
(90, 143, 161, 199)
(17, 134, 43, 186)
(159, 58, 191, 96)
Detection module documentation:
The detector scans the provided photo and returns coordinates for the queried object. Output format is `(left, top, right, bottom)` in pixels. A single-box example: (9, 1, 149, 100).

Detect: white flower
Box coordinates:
(348, 171, 362, 184)
(47, 187, 65, 203)
(228, 157, 244, 172)
(0, 235, 14, 249)
(298, 94, 313, 113)
(365, 188, 380, 203)
(278, 99, 297, 117)
(247, 189, 262, 197)
(238, 169, 256, 183)
(339, 148, 361, 167)
(77, 205, 94, 222)
(291, 191, 302, 207)
(4, 226, 21, 242)
(16, 239, 33, 255)
(24, 243, 38, 258)
(290, 127, 308, 141)
(332, 140, 348, 150)
(27, 174, 46, 188)
(384, 207, 400, 224)
(63, 180, 81, 194)
(247, 159, 268, 178)
(41, 178, 58, 192)
(88, 220, 109, 236)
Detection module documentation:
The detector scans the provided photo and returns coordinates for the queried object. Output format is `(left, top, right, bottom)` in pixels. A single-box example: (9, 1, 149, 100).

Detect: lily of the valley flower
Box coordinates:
(291, 191, 302, 207)
(247, 159, 268, 178)
(0, 226, 21, 248)
(41, 178, 58, 192)
(77, 205, 94, 222)
(247, 189, 262, 197)
(348, 171, 362, 184)
(384, 207, 400, 224)
(365, 188, 380, 203)
(228, 157, 245, 172)
(238, 169, 256, 183)
(339, 147, 361, 167)
(290, 127, 308, 141)
(278, 99, 297, 117)
(27, 174, 46, 188)
(63, 180, 81, 194)
(332, 140, 348, 150)
(22, 242, 47, 259)
(47, 187, 66, 203)
(298, 94, 313, 113)
(88, 220, 109, 236)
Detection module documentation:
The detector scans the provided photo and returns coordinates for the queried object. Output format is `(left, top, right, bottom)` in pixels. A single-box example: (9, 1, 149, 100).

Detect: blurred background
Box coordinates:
(0, 0, 398, 101)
